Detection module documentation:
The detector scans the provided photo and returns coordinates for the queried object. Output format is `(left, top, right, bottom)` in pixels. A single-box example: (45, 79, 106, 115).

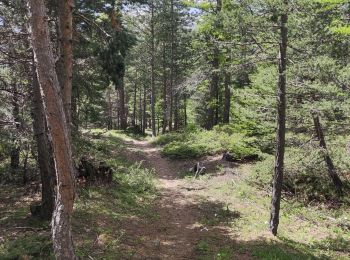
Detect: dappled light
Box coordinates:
(1, 0, 350, 259)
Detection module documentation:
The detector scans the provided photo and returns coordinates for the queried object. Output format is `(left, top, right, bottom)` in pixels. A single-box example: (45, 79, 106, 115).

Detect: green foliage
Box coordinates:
(0, 235, 53, 260)
(100, 30, 136, 89)
(250, 136, 350, 203)
(156, 127, 261, 160)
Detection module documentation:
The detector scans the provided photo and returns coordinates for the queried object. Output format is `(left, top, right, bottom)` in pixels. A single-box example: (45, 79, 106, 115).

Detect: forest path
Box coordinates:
(119, 137, 250, 260)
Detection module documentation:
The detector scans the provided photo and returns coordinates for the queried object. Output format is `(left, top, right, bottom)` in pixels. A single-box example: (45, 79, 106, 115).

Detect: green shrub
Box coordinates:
(163, 142, 207, 159)
(159, 128, 262, 160)
(153, 132, 187, 146)
(250, 137, 350, 203)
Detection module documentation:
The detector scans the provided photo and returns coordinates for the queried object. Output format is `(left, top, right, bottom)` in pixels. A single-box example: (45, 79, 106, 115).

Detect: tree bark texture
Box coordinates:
(270, 1, 288, 237)
(57, 0, 74, 136)
(27, 0, 76, 258)
(32, 64, 56, 220)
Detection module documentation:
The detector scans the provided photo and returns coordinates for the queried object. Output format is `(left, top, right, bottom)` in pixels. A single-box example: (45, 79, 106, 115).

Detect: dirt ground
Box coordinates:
(119, 139, 251, 260)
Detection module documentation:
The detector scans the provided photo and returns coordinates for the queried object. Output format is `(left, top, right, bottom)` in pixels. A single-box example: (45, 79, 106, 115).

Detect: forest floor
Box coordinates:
(0, 130, 349, 259)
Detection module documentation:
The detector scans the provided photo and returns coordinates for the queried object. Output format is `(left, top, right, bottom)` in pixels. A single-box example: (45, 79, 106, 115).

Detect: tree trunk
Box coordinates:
(312, 111, 343, 194)
(150, 1, 156, 137)
(207, 47, 220, 130)
(139, 84, 143, 131)
(27, 0, 76, 258)
(132, 82, 137, 127)
(143, 85, 147, 134)
(10, 84, 20, 173)
(223, 72, 231, 124)
(118, 81, 127, 130)
(270, 1, 288, 237)
(107, 87, 113, 129)
(174, 92, 179, 130)
(57, 0, 74, 136)
(206, 0, 222, 130)
(162, 42, 168, 134)
(32, 64, 56, 220)
(169, 0, 175, 132)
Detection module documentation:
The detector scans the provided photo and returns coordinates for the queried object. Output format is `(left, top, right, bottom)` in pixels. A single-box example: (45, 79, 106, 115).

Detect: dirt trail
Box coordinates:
(120, 138, 247, 260)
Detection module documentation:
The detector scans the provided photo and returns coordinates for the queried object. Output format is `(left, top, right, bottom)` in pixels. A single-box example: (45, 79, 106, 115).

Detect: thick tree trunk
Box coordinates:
(223, 72, 231, 124)
(57, 0, 74, 136)
(150, 1, 156, 137)
(32, 64, 56, 220)
(312, 112, 343, 194)
(27, 0, 76, 259)
(270, 1, 288, 237)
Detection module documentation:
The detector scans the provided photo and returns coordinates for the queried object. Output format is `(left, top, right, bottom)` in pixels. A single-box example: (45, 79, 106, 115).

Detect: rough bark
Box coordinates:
(32, 64, 56, 220)
(57, 0, 74, 136)
(223, 72, 231, 124)
(312, 111, 343, 194)
(27, 0, 76, 258)
(270, 1, 288, 236)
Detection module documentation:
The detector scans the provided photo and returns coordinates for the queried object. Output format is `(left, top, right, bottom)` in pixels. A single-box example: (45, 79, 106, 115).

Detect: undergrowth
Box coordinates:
(0, 130, 157, 259)
(153, 125, 262, 160)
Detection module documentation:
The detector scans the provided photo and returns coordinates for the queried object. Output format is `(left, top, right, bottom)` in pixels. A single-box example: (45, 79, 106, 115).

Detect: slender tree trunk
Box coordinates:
(139, 84, 143, 131)
(174, 92, 179, 130)
(27, 1, 76, 258)
(223, 72, 231, 124)
(270, 1, 288, 237)
(162, 43, 168, 134)
(57, 0, 74, 136)
(132, 82, 137, 127)
(184, 94, 187, 127)
(11, 84, 20, 173)
(118, 80, 127, 130)
(206, 0, 221, 130)
(22, 144, 30, 185)
(312, 111, 343, 194)
(207, 47, 220, 130)
(32, 64, 56, 220)
(150, 1, 156, 137)
(169, 0, 175, 132)
(143, 86, 147, 134)
(107, 87, 112, 129)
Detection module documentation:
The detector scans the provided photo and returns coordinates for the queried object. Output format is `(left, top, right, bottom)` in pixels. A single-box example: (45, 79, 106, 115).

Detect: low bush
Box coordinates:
(156, 127, 262, 160)
(249, 136, 350, 203)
